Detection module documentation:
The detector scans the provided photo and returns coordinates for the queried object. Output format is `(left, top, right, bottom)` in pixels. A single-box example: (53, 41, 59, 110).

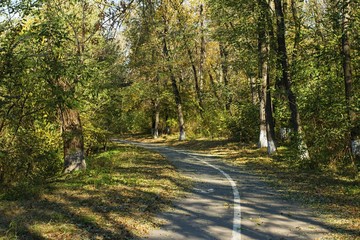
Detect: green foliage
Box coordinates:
(1, 0, 360, 191)
(227, 103, 259, 143)
(0, 122, 62, 188)
(0, 0, 127, 187)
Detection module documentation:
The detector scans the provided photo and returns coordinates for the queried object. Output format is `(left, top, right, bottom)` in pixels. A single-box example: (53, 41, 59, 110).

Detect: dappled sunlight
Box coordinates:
(126, 137, 360, 239)
(0, 143, 191, 239)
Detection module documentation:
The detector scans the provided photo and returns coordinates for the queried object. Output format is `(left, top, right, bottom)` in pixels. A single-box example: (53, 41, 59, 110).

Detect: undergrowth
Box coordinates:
(0, 143, 190, 240)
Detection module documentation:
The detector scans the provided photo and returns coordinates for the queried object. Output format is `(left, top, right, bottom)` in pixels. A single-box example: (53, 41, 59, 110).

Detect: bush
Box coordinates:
(227, 103, 258, 143)
(0, 122, 62, 189)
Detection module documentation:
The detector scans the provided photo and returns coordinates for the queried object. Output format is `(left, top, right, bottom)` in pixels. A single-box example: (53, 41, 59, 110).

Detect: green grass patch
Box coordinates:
(0, 143, 191, 240)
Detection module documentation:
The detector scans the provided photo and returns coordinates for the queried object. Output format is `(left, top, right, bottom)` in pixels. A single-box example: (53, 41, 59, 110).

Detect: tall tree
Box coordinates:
(161, 1, 186, 140)
(257, 0, 276, 153)
(274, 0, 309, 159)
(340, 0, 358, 166)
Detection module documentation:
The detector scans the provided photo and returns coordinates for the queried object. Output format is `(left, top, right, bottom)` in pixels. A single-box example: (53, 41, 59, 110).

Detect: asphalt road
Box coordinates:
(115, 140, 330, 240)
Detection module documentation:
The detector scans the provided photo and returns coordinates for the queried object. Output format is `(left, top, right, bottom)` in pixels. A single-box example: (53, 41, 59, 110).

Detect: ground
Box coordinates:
(0, 136, 359, 239)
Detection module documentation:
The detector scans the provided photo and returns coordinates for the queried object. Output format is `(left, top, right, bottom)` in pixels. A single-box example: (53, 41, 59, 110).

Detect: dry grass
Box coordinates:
(0, 143, 191, 240)
(127, 135, 360, 240)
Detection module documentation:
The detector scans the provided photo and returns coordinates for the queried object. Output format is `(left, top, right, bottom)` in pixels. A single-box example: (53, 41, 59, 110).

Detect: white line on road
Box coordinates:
(113, 140, 242, 240)
(175, 149, 242, 240)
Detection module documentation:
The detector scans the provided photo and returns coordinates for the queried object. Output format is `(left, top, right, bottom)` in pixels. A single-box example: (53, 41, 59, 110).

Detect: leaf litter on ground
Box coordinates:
(128, 135, 360, 240)
(0, 143, 192, 240)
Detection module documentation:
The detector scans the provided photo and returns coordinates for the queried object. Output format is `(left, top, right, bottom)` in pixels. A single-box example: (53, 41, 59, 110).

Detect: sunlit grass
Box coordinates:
(0, 143, 191, 239)
(142, 136, 360, 240)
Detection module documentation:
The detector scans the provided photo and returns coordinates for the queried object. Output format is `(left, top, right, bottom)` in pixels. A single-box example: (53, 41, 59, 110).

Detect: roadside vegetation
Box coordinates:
(0, 143, 191, 240)
(1, 0, 360, 239)
(129, 135, 360, 240)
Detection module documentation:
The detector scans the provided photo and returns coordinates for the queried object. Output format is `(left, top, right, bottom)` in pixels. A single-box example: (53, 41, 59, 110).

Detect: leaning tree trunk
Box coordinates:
(275, 0, 308, 159)
(60, 105, 86, 173)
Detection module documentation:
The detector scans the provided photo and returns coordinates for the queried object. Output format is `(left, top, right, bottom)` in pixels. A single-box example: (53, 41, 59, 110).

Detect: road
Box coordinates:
(115, 140, 330, 240)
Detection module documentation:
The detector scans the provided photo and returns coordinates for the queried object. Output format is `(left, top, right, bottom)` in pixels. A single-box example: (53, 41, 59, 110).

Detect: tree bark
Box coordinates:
(220, 43, 231, 112)
(274, 0, 309, 158)
(265, 67, 276, 154)
(249, 76, 259, 105)
(151, 100, 160, 139)
(259, 78, 268, 148)
(258, 0, 276, 153)
(199, 4, 206, 91)
(60, 105, 86, 173)
(187, 47, 204, 114)
(341, 0, 359, 163)
(162, 26, 186, 141)
(290, 0, 301, 61)
(258, 12, 269, 149)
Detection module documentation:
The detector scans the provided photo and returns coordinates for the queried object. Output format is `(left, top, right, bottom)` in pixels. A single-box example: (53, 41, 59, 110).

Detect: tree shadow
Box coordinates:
(135, 141, 359, 239)
(0, 144, 189, 239)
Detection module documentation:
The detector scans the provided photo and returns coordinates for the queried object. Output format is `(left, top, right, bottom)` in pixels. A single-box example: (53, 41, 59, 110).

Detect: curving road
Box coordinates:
(114, 140, 330, 240)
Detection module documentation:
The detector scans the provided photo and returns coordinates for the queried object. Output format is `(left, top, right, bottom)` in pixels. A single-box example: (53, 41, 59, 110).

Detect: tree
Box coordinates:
(257, 0, 276, 154)
(340, 0, 359, 168)
(274, 0, 309, 159)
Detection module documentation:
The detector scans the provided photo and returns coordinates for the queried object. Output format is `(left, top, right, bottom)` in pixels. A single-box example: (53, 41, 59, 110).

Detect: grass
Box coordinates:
(126, 135, 360, 240)
(0, 143, 191, 240)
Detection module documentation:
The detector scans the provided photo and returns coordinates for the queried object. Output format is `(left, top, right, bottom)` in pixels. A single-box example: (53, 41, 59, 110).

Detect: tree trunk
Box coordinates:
(249, 76, 259, 105)
(258, 0, 276, 153)
(258, 2, 268, 149)
(165, 114, 170, 135)
(187, 47, 204, 114)
(208, 70, 222, 105)
(177, 101, 186, 141)
(220, 43, 231, 112)
(274, 0, 309, 159)
(259, 79, 268, 148)
(199, 4, 206, 91)
(162, 26, 186, 141)
(266, 70, 277, 154)
(290, 0, 301, 61)
(341, 0, 359, 163)
(151, 100, 160, 139)
(60, 106, 86, 173)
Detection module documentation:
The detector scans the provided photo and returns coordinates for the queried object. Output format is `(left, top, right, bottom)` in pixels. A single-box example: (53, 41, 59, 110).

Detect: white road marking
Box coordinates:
(113, 140, 242, 240)
(175, 149, 242, 240)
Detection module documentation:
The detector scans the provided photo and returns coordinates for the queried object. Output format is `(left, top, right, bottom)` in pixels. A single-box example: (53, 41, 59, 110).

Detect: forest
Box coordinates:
(1, 0, 360, 239)
(1, 0, 360, 191)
